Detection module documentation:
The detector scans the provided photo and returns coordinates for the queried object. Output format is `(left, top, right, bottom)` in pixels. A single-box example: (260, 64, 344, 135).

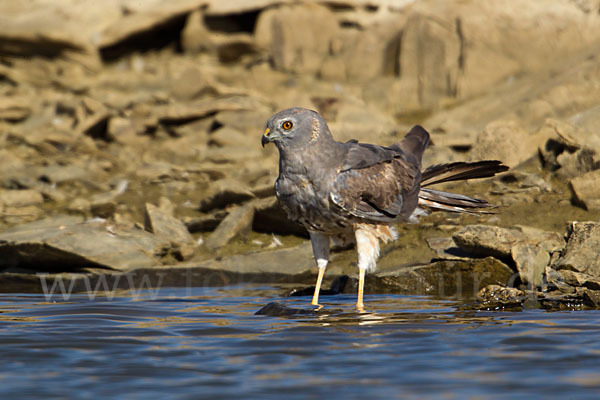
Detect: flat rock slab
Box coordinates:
(0, 189, 44, 207)
(205, 0, 289, 15)
(0, 219, 163, 272)
(192, 242, 314, 275)
(0, 215, 85, 232)
(0, 96, 31, 121)
(426, 236, 473, 261)
(0, 242, 317, 294)
(452, 224, 564, 259)
(376, 257, 515, 297)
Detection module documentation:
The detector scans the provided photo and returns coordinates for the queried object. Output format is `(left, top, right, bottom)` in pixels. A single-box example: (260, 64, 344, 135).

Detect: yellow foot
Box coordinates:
(356, 301, 365, 313)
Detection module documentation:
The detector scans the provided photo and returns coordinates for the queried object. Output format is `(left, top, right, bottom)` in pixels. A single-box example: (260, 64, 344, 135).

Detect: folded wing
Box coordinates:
(330, 126, 430, 222)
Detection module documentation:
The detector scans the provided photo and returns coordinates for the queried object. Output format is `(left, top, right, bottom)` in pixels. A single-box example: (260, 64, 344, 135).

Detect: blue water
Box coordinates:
(1, 286, 600, 399)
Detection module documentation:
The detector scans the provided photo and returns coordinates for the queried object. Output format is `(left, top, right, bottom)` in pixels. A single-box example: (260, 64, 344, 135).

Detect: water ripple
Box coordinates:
(1, 286, 600, 399)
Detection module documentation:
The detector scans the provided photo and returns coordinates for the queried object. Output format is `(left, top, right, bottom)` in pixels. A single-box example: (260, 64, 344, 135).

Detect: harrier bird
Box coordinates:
(261, 108, 508, 309)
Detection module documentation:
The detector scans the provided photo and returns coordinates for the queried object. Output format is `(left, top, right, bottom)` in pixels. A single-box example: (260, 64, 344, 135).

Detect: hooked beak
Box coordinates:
(261, 127, 271, 147)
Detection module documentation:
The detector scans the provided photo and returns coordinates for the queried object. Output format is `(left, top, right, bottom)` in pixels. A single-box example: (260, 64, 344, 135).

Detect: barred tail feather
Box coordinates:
(418, 160, 508, 215)
(418, 188, 496, 215)
(421, 160, 508, 187)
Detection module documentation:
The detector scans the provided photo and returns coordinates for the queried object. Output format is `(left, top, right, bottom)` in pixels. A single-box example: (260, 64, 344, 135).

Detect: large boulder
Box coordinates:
(144, 202, 196, 260)
(453, 224, 565, 287)
(554, 221, 600, 279)
(570, 170, 600, 211)
(469, 120, 540, 168)
(453, 225, 563, 259)
(376, 257, 515, 297)
(511, 244, 549, 287)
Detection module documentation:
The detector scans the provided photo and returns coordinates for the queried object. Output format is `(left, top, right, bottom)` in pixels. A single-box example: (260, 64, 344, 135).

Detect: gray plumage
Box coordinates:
(261, 107, 508, 308)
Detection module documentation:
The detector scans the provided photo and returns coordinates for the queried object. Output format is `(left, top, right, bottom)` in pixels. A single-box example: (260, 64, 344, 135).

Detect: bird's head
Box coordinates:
(261, 107, 329, 150)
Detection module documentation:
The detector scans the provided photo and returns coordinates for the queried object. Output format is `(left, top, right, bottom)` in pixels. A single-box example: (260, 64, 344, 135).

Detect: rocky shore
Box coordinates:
(1, 0, 600, 309)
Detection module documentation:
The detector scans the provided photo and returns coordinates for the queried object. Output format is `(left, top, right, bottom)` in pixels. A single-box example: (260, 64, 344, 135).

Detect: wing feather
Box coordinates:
(331, 126, 429, 222)
(339, 142, 398, 172)
(331, 158, 420, 222)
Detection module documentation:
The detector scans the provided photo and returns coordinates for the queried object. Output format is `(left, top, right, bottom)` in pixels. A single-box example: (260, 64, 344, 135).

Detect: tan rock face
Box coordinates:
(0, 219, 164, 272)
(452, 224, 564, 259)
(144, 202, 196, 260)
(338, 19, 404, 81)
(538, 119, 600, 179)
(555, 222, 600, 278)
(0, 190, 44, 208)
(397, 0, 600, 109)
(2, 0, 600, 295)
(255, 4, 340, 75)
(0, 97, 32, 121)
(511, 244, 549, 287)
(204, 202, 256, 250)
(570, 170, 600, 210)
(452, 224, 566, 287)
(469, 121, 533, 168)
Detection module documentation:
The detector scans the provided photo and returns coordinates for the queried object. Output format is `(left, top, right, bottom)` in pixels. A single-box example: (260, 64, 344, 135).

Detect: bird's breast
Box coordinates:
(275, 175, 322, 212)
(275, 174, 349, 233)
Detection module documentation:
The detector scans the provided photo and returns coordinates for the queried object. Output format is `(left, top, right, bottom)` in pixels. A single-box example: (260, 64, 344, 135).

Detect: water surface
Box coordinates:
(1, 286, 599, 399)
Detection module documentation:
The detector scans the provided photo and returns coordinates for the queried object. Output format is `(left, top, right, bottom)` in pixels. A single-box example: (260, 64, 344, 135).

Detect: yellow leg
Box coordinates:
(356, 268, 366, 311)
(311, 267, 326, 306)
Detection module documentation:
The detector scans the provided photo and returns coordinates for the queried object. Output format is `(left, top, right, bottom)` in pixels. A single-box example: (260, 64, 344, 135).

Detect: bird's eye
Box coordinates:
(282, 121, 293, 131)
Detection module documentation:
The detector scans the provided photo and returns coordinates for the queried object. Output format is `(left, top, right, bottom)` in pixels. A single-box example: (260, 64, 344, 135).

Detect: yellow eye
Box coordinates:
(282, 121, 293, 130)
